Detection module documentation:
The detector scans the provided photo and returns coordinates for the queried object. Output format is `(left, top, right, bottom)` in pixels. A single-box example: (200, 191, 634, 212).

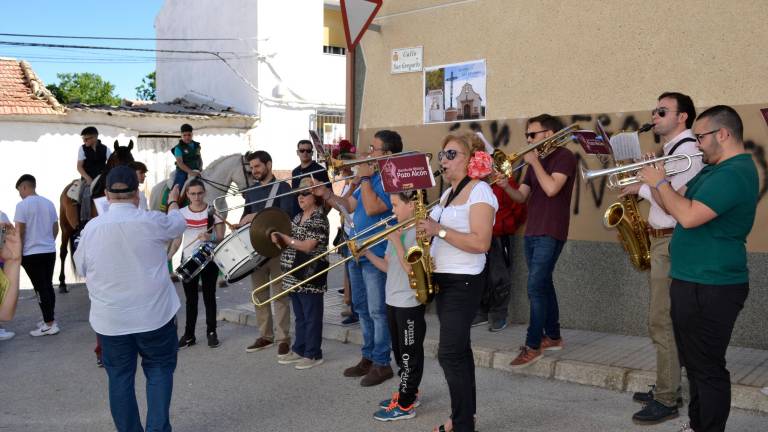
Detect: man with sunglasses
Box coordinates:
(637, 105, 757, 432)
(313, 130, 402, 387)
(620, 92, 703, 425)
(499, 114, 576, 369)
(290, 140, 330, 218)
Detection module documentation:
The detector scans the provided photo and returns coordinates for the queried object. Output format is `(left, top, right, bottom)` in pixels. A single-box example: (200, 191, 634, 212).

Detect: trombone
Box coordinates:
(213, 151, 423, 213)
(581, 152, 703, 189)
(492, 124, 580, 177)
(250, 200, 437, 306)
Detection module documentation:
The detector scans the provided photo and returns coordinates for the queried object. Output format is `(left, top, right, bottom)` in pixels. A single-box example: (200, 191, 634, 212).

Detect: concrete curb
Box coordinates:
(218, 307, 768, 414)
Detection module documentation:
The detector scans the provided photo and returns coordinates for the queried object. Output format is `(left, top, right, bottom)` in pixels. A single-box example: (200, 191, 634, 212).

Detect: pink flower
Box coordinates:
(467, 151, 493, 179)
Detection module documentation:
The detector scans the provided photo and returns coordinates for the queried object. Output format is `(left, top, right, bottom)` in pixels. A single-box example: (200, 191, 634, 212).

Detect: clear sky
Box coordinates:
(0, 0, 164, 99)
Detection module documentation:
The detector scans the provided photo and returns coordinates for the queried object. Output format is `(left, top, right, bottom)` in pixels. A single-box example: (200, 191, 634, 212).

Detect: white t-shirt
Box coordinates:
(429, 181, 498, 275)
(77, 145, 113, 161)
(179, 205, 222, 258)
(385, 228, 421, 308)
(14, 195, 58, 256)
(0, 210, 9, 224)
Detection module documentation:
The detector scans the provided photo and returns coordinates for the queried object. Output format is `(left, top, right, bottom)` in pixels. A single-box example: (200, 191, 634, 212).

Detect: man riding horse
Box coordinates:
(76, 126, 111, 227)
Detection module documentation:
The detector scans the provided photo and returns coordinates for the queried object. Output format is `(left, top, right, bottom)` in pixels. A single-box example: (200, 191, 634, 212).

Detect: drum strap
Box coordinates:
(265, 182, 280, 208)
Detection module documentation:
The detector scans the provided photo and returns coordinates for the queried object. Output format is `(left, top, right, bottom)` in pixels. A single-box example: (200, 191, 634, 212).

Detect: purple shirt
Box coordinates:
(522, 147, 577, 241)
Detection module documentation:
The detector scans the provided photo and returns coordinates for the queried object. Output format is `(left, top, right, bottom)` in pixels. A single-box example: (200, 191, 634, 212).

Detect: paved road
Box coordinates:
(1, 285, 766, 432)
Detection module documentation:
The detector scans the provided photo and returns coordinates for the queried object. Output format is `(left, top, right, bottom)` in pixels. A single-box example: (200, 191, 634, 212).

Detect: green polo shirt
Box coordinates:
(669, 153, 758, 285)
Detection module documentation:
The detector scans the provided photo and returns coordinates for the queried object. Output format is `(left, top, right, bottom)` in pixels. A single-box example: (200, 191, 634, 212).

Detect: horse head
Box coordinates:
(109, 139, 135, 168)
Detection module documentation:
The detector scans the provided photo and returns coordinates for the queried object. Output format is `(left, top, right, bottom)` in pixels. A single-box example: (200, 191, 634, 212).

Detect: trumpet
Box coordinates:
(250, 201, 437, 306)
(581, 152, 703, 189)
(213, 151, 423, 213)
(492, 124, 580, 177)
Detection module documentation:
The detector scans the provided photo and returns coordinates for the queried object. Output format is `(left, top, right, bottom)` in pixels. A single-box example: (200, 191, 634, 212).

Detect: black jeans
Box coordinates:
(387, 303, 426, 407)
(670, 279, 748, 432)
(434, 271, 485, 432)
(478, 236, 514, 322)
(21, 252, 56, 323)
(181, 261, 218, 335)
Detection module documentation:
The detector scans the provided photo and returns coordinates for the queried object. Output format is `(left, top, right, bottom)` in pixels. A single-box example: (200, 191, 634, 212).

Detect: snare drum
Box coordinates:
(175, 242, 216, 283)
(213, 225, 268, 283)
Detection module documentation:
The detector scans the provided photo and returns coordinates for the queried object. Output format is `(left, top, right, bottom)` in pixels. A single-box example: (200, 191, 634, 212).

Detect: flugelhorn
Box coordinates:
(492, 124, 580, 177)
(581, 152, 703, 190)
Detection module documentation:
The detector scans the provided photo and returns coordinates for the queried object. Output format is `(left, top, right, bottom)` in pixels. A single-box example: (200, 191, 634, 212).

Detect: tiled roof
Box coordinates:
(0, 58, 64, 116)
(67, 97, 257, 120)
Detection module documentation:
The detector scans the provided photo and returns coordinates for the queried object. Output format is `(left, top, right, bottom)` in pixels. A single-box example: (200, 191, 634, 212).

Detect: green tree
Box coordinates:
(135, 71, 156, 100)
(46, 72, 121, 105)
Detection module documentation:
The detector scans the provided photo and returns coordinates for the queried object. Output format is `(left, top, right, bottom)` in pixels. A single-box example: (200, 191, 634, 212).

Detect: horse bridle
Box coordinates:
(197, 154, 251, 195)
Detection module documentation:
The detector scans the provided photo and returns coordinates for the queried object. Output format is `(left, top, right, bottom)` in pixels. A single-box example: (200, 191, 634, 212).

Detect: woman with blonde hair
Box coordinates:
(417, 133, 498, 432)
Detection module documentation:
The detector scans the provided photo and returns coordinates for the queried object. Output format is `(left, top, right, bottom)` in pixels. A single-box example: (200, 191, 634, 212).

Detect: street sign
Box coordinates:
(340, 0, 382, 49)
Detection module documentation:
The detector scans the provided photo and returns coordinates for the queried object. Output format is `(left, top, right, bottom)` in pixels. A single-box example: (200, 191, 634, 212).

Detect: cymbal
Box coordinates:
(249, 207, 291, 258)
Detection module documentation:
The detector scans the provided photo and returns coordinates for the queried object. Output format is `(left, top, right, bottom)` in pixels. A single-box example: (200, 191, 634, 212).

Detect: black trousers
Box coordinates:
(478, 235, 514, 321)
(21, 252, 56, 323)
(181, 261, 219, 335)
(670, 279, 748, 432)
(386, 303, 426, 407)
(434, 271, 485, 432)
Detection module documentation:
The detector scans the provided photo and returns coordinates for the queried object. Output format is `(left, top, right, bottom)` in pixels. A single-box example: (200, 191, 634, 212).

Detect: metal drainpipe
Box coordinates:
(345, 45, 356, 147)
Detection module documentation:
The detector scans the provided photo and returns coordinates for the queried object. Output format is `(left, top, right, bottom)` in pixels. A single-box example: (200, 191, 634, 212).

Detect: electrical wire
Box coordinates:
(0, 32, 260, 41)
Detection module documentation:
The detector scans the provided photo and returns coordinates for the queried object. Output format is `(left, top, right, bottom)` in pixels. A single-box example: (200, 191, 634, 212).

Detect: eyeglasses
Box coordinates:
(525, 130, 550, 140)
(298, 191, 313, 197)
(694, 129, 719, 143)
(297, 149, 313, 154)
(437, 149, 465, 161)
(369, 145, 385, 153)
(651, 107, 680, 118)
(187, 192, 204, 196)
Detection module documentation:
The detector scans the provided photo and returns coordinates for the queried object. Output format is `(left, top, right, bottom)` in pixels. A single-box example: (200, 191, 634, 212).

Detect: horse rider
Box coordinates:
(76, 126, 112, 227)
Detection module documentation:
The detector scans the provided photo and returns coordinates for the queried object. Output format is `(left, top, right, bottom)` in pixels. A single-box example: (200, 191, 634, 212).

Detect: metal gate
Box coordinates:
(309, 111, 345, 145)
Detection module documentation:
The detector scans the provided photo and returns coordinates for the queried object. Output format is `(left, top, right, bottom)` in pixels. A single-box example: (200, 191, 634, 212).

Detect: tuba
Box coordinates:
(405, 190, 436, 304)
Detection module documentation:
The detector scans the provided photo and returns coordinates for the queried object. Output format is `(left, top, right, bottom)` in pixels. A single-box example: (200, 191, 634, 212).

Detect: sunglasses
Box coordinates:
(298, 191, 314, 197)
(694, 129, 719, 143)
(525, 130, 550, 140)
(651, 107, 680, 118)
(297, 149, 313, 154)
(437, 149, 465, 161)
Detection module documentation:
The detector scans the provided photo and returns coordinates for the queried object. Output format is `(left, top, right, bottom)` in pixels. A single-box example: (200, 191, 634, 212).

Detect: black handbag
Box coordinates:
(291, 250, 329, 288)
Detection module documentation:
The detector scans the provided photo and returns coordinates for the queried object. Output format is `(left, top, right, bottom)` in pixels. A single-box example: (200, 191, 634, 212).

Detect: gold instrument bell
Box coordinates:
(492, 124, 580, 177)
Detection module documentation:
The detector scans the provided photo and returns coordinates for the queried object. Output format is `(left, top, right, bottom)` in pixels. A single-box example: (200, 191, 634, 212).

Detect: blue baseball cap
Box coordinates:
(106, 165, 139, 193)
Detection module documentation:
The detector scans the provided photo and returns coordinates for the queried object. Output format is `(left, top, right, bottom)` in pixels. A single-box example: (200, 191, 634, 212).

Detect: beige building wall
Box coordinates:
(356, 0, 768, 251)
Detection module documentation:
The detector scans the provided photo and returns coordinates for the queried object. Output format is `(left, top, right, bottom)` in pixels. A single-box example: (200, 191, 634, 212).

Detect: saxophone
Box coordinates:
(603, 147, 651, 271)
(405, 190, 437, 304)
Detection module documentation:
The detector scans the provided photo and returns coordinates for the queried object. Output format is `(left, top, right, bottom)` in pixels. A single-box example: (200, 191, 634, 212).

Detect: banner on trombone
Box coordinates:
(378, 153, 435, 193)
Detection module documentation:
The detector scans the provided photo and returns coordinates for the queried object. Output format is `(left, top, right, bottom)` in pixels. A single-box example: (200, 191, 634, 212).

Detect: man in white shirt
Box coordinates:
(74, 166, 185, 432)
(14, 175, 60, 337)
(620, 92, 704, 424)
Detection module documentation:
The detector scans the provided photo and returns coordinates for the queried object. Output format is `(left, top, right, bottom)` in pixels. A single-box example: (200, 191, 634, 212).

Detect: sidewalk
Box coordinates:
(219, 290, 768, 415)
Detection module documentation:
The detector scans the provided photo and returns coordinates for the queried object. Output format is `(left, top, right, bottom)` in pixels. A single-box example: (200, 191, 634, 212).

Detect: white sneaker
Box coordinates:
(295, 357, 324, 370)
(761, 387, 768, 397)
(678, 423, 694, 432)
(0, 328, 15, 341)
(36, 321, 45, 329)
(277, 352, 303, 365)
(30, 322, 60, 337)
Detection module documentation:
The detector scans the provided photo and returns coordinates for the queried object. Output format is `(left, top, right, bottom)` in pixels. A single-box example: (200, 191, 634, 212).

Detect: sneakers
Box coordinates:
(245, 337, 273, 352)
(379, 392, 421, 409)
(341, 315, 359, 326)
(178, 335, 196, 348)
(344, 357, 373, 377)
(96, 358, 104, 368)
(295, 357, 324, 370)
(361, 364, 394, 387)
(471, 315, 489, 327)
(207, 331, 220, 348)
(29, 322, 60, 337)
(276, 342, 290, 358)
(373, 401, 416, 422)
(0, 328, 15, 341)
(761, 387, 768, 397)
(541, 335, 564, 351)
(678, 423, 694, 432)
(489, 319, 508, 332)
(509, 346, 542, 369)
(632, 399, 679, 424)
(278, 352, 303, 365)
(633, 385, 683, 407)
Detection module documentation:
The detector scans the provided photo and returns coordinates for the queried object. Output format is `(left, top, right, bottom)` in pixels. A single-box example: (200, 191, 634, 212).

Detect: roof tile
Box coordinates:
(0, 58, 63, 116)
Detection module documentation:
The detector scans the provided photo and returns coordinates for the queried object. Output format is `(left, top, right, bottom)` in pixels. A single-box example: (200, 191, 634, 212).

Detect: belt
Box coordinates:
(647, 227, 674, 238)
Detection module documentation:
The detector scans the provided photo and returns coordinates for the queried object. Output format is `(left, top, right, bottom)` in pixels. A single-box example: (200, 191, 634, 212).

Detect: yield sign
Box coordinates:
(340, 0, 382, 49)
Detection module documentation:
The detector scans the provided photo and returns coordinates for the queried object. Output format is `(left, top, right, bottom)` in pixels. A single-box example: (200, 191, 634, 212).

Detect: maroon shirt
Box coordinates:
(522, 147, 577, 241)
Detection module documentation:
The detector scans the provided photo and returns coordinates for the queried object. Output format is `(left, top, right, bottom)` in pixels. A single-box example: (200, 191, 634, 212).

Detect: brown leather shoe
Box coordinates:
(277, 342, 290, 356)
(360, 364, 394, 387)
(343, 358, 372, 377)
(245, 337, 273, 353)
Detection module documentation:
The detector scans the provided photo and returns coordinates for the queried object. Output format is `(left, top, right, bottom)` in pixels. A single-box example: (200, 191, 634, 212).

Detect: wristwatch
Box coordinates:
(290, 239, 296, 246)
(437, 228, 447, 239)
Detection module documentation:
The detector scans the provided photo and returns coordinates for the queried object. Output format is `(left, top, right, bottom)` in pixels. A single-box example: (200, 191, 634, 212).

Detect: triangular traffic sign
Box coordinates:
(340, 0, 382, 49)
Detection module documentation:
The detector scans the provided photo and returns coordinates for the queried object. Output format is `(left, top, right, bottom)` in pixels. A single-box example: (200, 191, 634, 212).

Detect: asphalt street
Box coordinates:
(1, 284, 766, 432)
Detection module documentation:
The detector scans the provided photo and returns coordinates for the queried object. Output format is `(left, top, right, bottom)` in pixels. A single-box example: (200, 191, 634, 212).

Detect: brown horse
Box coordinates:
(58, 140, 135, 292)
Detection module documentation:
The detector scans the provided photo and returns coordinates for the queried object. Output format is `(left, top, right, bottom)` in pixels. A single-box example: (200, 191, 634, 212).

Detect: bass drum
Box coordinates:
(213, 225, 268, 283)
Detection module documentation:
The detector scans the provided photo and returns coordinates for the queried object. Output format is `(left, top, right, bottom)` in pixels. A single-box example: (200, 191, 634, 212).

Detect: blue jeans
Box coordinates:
(291, 292, 324, 359)
(347, 259, 390, 366)
(524, 235, 565, 349)
(100, 318, 178, 432)
(172, 170, 188, 191)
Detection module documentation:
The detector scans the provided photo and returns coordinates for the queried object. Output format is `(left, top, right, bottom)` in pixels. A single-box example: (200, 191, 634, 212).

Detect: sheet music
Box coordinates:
(610, 132, 642, 162)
